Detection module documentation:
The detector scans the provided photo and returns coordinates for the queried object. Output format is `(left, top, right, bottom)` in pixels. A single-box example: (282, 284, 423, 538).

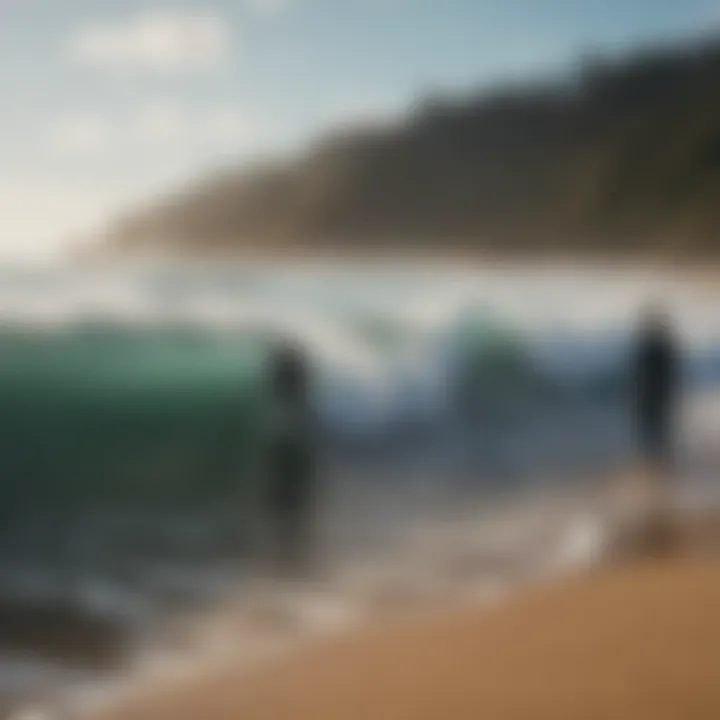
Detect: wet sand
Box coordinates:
(0, 600, 127, 670)
(88, 534, 720, 720)
(0, 600, 128, 715)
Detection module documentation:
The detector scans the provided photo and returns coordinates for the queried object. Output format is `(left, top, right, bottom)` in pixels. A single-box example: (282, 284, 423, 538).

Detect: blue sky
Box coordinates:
(0, 0, 715, 258)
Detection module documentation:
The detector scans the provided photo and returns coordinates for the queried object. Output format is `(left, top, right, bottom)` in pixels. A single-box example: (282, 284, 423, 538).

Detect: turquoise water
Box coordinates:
(0, 327, 270, 545)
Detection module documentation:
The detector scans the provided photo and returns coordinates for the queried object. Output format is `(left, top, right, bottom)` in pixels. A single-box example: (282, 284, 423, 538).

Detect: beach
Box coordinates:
(62, 484, 720, 720)
(84, 550, 720, 720)
(70, 452, 720, 720)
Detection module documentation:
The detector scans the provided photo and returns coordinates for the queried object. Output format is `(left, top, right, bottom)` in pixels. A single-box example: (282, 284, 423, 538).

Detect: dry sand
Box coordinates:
(89, 558, 720, 720)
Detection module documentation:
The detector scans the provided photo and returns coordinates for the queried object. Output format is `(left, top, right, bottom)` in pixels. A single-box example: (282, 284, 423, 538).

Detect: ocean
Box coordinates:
(0, 261, 718, 718)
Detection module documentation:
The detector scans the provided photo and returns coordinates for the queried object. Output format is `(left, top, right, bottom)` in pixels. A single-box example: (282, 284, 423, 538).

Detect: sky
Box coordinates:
(0, 0, 716, 260)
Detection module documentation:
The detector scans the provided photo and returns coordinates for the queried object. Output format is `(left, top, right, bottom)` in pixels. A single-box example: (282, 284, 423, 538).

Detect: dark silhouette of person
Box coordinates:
(265, 337, 316, 572)
(632, 306, 680, 469)
(271, 338, 311, 410)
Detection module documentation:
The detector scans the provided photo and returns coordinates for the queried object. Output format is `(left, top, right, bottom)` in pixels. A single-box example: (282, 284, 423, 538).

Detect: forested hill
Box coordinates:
(106, 35, 720, 258)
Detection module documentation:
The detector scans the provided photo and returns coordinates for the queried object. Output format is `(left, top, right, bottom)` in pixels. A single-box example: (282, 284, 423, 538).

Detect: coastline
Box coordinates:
(83, 524, 720, 720)
(18, 487, 715, 720)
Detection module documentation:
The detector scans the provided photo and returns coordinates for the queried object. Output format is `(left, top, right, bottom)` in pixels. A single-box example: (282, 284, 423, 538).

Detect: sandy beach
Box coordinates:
(84, 542, 720, 720)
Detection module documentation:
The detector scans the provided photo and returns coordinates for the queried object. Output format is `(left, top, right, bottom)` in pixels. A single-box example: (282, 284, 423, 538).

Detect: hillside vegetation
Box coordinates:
(108, 36, 720, 258)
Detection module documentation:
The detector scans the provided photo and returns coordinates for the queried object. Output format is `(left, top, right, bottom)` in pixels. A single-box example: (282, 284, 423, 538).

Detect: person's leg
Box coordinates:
(271, 441, 316, 576)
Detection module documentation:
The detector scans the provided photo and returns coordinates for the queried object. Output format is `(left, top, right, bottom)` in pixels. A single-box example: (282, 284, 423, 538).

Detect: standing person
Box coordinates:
(265, 336, 317, 574)
(632, 305, 681, 471)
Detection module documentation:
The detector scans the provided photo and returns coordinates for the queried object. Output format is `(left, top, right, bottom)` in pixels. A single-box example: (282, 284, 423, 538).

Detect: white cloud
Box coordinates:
(30, 97, 260, 258)
(132, 100, 257, 148)
(48, 114, 114, 156)
(72, 10, 231, 72)
(0, 176, 117, 260)
(47, 102, 257, 158)
(135, 101, 191, 145)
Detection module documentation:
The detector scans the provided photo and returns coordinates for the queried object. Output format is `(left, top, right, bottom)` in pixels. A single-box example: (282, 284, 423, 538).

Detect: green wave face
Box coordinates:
(0, 328, 271, 524)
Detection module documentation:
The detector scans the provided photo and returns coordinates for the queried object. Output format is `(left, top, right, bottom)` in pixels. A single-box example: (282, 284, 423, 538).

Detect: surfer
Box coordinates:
(265, 337, 317, 573)
(631, 304, 681, 471)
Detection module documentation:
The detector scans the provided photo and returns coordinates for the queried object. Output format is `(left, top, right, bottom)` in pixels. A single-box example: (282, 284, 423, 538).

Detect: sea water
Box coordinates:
(0, 261, 718, 715)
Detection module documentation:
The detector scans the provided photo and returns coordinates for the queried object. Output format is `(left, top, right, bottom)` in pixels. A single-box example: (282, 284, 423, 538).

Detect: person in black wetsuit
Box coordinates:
(632, 306, 681, 470)
(265, 337, 316, 572)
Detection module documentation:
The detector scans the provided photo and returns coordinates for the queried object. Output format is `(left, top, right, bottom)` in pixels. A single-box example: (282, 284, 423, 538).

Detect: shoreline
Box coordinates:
(83, 525, 720, 720)
(1, 482, 615, 717)
(18, 488, 717, 720)
(72, 248, 715, 275)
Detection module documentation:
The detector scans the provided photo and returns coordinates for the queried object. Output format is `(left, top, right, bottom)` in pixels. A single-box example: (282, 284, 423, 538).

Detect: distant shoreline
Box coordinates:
(76, 244, 719, 273)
